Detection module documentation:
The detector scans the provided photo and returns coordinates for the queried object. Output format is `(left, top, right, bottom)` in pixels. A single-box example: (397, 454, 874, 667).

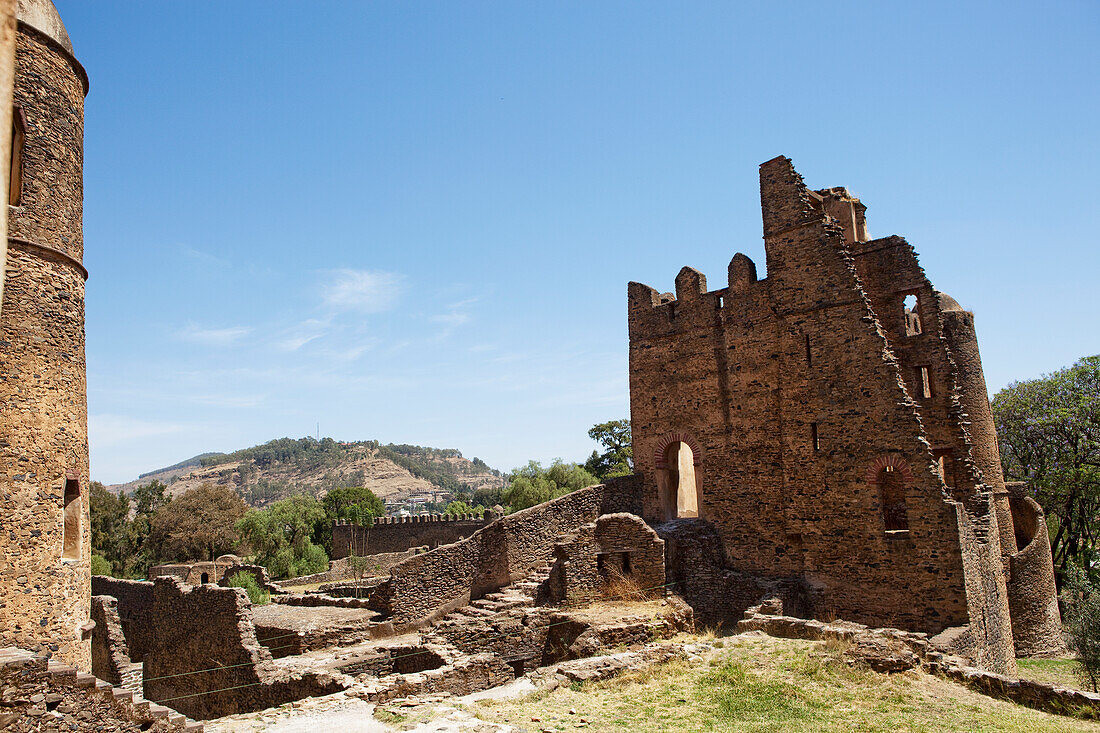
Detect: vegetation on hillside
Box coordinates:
(503, 460, 599, 511)
(992, 354, 1099, 583)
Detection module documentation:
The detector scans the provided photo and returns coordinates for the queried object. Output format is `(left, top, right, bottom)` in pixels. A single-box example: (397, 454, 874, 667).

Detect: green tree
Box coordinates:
(131, 479, 170, 516)
(444, 500, 486, 516)
(322, 486, 384, 523)
(992, 355, 1100, 582)
(236, 495, 329, 579)
(502, 460, 598, 511)
(584, 419, 634, 480)
(147, 483, 247, 562)
(1062, 564, 1100, 692)
(89, 481, 131, 576)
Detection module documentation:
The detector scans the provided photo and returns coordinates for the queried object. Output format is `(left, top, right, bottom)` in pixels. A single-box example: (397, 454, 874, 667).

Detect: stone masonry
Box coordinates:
(0, 0, 91, 669)
(627, 157, 1064, 674)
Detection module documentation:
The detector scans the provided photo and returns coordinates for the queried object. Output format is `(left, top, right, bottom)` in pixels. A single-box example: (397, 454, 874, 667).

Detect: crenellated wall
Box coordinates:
(331, 510, 501, 560)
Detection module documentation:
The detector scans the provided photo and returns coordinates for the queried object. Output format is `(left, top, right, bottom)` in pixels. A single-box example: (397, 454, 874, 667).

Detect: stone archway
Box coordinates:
(866, 455, 914, 532)
(654, 432, 704, 521)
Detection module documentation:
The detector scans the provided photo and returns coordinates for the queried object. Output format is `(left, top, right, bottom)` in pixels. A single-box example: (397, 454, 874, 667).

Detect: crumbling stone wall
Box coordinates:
(331, 512, 499, 560)
(548, 513, 665, 605)
(91, 576, 154, 663)
(626, 157, 1044, 673)
(368, 476, 642, 625)
(0, 9, 91, 669)
(143, 577, 342, 720)
(1004, 484, 1065, 657)
(90, 595, 140, 691)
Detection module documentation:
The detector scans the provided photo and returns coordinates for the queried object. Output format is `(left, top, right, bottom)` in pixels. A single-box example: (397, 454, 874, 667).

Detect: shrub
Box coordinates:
(90, 554, 112, 576)
(226, 571, 269, 605)
(1062, 564, 1100, 692)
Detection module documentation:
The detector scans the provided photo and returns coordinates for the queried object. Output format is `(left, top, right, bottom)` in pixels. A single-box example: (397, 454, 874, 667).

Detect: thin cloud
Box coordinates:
(431, 297, 478, 328)
(321, 269, 404, 313)
(276, 318, 332, 351)
(175, 323, 251, 346)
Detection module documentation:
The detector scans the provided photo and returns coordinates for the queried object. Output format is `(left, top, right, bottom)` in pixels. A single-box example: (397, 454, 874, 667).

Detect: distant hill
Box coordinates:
(106, 437, 505, 508)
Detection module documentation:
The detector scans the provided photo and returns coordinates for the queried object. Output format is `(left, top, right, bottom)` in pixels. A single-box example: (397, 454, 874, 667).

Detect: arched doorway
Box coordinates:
(200, 572, 210, 585)
(655, 434, 703, 521)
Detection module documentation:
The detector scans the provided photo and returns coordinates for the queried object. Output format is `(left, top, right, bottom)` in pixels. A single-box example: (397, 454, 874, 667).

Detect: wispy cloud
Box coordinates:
(276, 318, 332, 351)
(321, 269, 404, 313)
(175, 323, 252, 346)
(180, 245, 231, 270)
(431, 297, 478, 328)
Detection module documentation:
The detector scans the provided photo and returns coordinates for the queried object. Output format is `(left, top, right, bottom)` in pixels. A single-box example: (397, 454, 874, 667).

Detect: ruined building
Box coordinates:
(628, 156, 1064, 673)
(0, 0, 91, 668)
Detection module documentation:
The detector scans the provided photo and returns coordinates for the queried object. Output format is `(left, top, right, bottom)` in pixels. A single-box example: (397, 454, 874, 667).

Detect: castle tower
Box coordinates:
(0, 0, 90, 668)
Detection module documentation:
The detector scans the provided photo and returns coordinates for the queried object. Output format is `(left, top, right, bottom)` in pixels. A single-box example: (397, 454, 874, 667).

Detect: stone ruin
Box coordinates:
(0, 0, 1078, 728)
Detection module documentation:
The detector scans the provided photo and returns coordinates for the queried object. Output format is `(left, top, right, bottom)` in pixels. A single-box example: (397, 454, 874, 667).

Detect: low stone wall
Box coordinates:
(366, 476, 643, 625)
(276, 549, 424, 588)
(0, 646, 201, 731)
(143, 578, 344, 720)
(332, 514, 499, 560)
(91, 576, 154, 663)
(738, 611, 1100, 719)
(548, 513, 666, 605)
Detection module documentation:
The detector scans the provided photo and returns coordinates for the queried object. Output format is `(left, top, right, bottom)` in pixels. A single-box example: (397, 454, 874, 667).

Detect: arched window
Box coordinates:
(62, 479, 81, 559)
(9, 107, 23, 206)
(200, 572, 210, 585)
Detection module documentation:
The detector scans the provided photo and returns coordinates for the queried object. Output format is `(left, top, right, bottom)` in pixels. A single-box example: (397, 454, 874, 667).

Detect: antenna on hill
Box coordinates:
(316, 422, 320, 441)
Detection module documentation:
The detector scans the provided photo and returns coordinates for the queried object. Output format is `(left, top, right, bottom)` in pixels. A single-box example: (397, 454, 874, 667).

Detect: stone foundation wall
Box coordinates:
(143, 577, 342, 720)
(90, 595, 139, 691)
(0, 647, 200, 731)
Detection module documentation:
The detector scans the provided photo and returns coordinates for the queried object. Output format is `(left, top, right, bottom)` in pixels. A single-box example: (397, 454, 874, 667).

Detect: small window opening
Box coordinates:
(811, 422, 820, 451)
(621, 552, 632, 576)
(9, 107, 23, 206)
(596, 554, 606, 572)
(918, 366, 932, 399)
(62, 479, 81, 560)
(509, 659, 525, 677)
(804, 334, 812, 366)
(200, 572, 210, 585)
(932, 448, 955, 489)
(878, 466, 908, 531)
(717, 295, 724, 308)
(668, 302, 677, 320)
(903, 294, 922, 336)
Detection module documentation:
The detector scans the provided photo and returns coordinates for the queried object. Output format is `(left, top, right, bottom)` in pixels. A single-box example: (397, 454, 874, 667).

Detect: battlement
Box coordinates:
(331, 508, 504, 559)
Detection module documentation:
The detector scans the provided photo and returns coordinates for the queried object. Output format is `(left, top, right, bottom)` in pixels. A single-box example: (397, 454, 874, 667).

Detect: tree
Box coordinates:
(147, 483, 247, 562)
(992, 355, 1100, 583)
(131, 479, 169, 516)
(502, 460, 598, 511)
(444, 500, 485, 516)
(322, 486, 384, 523)
(236, 495, 329, 579)
(1062, 564, 1100, 692)
(584, 419, 634, 480)
(89, 482, 131, 575)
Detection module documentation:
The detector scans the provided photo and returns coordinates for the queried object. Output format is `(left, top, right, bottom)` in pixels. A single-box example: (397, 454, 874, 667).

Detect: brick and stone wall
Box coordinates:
(625, 157, 1044, 674)
(92, 577, 154, 663)
(367, 476, 642, 625)
(90, 595, 140, 691)
(547, 512, 665, 605)
(143, 577, 342, 720)
(0, 14, 91, 669)
(331, 512, 499, 560)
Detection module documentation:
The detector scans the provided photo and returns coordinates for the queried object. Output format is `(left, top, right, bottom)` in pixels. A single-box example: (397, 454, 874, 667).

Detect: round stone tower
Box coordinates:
(0, 0, 90, 668)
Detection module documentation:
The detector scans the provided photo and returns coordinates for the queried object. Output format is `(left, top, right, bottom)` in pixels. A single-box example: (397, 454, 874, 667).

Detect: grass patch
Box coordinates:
(1018, 657, 1088, 690)
(468, 636, 1100, 732)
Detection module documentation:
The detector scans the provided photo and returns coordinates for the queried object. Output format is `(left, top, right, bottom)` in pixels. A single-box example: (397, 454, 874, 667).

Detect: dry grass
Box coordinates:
(1018, 657, 1090, 691)
(468, 635, 1100, 732)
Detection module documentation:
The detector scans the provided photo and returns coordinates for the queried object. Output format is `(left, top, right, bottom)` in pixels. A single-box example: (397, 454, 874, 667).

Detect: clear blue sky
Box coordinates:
(56, 1, 1099, 484)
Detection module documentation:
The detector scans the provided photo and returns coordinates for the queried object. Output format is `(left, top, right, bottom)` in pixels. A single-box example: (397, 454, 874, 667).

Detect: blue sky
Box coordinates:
(56, 1, 1099, 484)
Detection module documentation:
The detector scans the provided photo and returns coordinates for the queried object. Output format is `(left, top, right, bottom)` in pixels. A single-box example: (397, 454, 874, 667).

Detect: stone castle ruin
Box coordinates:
(628, 156, 1064, 671)
(0, 2, 1083, 728)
